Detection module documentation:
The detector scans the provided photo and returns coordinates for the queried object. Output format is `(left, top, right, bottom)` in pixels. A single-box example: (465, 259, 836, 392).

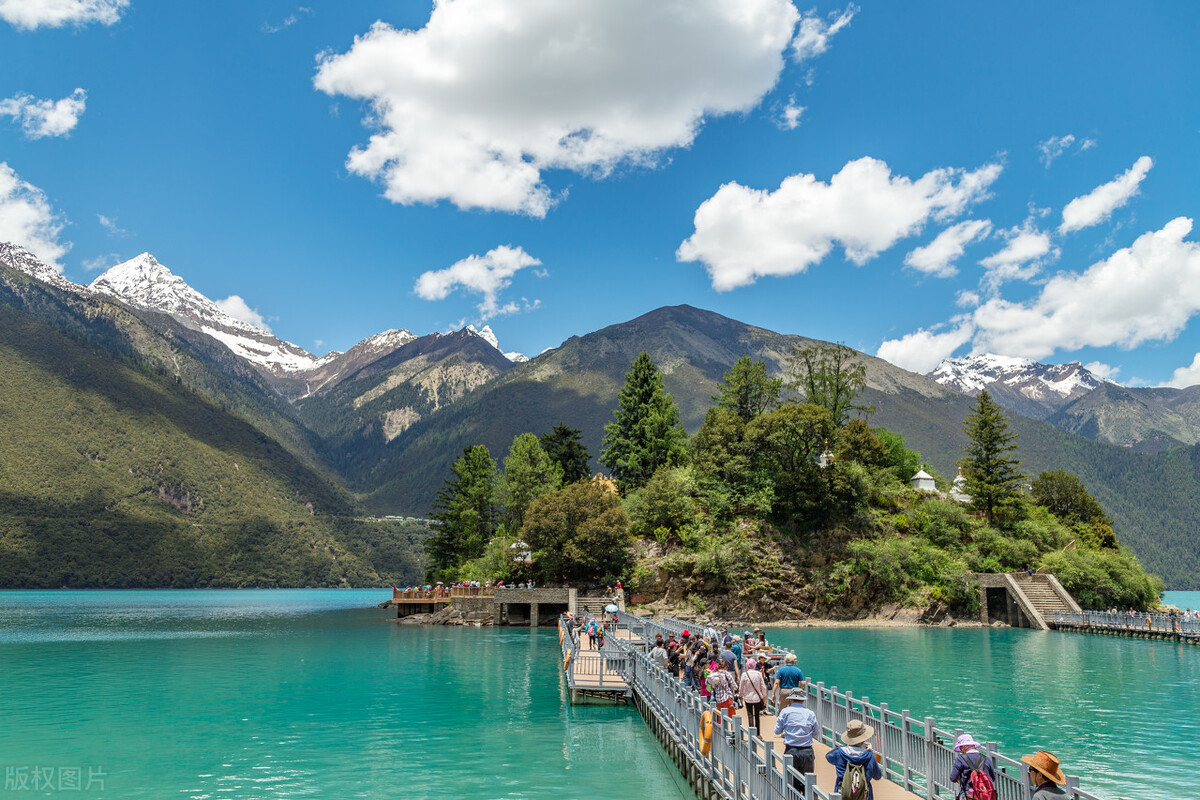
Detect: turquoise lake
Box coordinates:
(1, 590, 1197, 800)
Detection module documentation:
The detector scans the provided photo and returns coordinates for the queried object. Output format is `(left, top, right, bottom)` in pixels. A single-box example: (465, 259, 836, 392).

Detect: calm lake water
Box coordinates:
(1, 590, 1197, 800)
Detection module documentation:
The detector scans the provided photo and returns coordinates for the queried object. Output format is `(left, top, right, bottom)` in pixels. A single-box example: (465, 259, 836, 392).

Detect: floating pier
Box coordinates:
(1045, 610, 1200, 644)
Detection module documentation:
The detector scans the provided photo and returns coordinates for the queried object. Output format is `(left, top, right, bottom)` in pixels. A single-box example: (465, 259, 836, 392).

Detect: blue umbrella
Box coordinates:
(605, 604, 618, 612)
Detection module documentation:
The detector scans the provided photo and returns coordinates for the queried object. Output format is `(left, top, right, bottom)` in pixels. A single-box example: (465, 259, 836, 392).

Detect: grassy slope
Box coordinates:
(0, 300, 422, 587)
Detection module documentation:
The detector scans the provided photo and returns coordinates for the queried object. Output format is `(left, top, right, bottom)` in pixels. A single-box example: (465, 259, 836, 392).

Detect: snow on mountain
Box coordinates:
(356, 328, 418, 354)
(929, 353, 1108, 416)
(467, 324, 527, 362)
(89, 253, 328, 375)
(0, 242, 84, 294)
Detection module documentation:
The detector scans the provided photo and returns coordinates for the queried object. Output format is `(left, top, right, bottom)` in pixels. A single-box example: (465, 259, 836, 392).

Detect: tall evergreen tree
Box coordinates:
(499, 433, 562, 534)
(960, 391, 1023, 524)
(425, 445, 497, 576)
(539, 423, 592, 484)
(715, 356, 782, 422)
(600, 351, 687, 493)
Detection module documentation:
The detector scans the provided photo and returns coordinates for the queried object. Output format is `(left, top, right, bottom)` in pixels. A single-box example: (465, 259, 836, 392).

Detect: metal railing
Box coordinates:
(558, 618, 630, 694)
(1044, 609, 1200, 637)
(392, 586, 493, 601)
(596, 614, 1107, 800)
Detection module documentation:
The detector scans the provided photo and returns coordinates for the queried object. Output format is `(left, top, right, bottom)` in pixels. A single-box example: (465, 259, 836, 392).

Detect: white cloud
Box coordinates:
(876, 320, 974, 374)
(1163, 353, 1200, 389)
(262, 7, 313, 34)
(791, 4, 857, 62)
(955, 289, 981, 308)
(979, 220, 1057, 286)
(314, 0, 800, 217)
(677, 156, 1002, 291)
(0, 0, 126, 30)
(414, 245, 541, 320)
(0, 89, 86, 139)
(0, 162, 68, 269)
(97, 213, 128, 238)
(778, 96, 805, 130)
(1059, 155, 1153, 234)
(1083, 361, 1120, 383)
(904, 219, 991, 278)
(1079, 138, 1097, 152)
(215, 296, 271, 332)
(82, 252, 122, 272)
(971, 217, 1200, 359)
(1038, 134, 1076, 168)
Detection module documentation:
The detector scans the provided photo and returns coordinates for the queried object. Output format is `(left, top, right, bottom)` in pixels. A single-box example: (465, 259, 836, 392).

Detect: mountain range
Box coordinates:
(3, 242, 1199, 588)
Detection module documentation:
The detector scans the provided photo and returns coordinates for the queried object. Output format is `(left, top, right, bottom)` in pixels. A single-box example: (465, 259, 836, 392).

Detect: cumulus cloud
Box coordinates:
(971, 217, 1200, 359)
(979, 220, 1057, 286)
(777, 96, 805, 130)
(314, 0, 800, 217)
(791, 4, 857, 62)
(414, 245, 541, 320)
(1083, 361, 1121, 383)
(876, 320, 974, 374)
(215, 295, 271, 332)
(0, 0, 126, 30)
(0, 89, 86, 139)
(1163, 353, 1200, 389)
(1059, 155, 1153, 234)
(677, 156, 1002, 291)
(0, 162, 68, 269)
(904, 219, 991, 278)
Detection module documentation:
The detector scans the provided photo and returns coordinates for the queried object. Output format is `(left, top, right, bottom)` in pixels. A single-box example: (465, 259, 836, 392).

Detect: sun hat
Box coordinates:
(743, 630, 752, 637)
(788, 688, 808, 702)
(682, 630, 690, 637)
(840, 719, 875, 745)
(784, 653, 796, 663)
(953, 734, 980, 752)
(1021, 751, 1066, 785)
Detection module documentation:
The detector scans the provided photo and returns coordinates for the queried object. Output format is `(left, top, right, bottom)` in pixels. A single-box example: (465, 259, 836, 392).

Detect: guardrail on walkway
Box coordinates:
(593, 613, 1107, 800)
(1045, 610, 1200, 638)
(558, 619, 629, 697)
(392, 586, 493, 601)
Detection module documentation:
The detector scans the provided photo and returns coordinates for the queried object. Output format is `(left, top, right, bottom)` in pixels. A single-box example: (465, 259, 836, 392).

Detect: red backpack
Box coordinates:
(964, 752, 996, 800)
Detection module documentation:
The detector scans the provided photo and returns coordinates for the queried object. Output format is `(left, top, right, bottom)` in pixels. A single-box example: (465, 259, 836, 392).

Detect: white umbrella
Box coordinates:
(605, 604, 618, 613)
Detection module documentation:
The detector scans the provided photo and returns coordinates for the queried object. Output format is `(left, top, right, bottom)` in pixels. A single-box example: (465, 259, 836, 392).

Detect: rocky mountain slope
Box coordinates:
(1049, 383, 1200, 452)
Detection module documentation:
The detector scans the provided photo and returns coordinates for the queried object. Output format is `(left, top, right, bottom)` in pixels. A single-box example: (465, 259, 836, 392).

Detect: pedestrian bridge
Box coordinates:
(559, 614, 1107, 800)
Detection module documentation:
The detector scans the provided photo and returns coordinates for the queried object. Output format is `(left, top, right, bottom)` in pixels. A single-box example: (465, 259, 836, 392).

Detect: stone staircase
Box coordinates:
(1010, 573, 1074, 616)
(977, 571, 1082, 630)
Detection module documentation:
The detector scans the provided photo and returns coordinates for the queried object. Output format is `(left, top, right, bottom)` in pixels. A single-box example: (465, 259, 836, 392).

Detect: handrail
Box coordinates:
(1045, 609, 1200, 637)
(594, 613, 1107, 800)
(392, 586, 494, 600)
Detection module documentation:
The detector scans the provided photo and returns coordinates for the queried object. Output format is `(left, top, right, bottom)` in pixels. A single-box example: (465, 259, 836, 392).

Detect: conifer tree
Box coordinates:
(425, 445, 497, 576)
(960, 391, 1023, 524)
(499, 433, 562, 534)
(715, 356, 782, 422)
(539, 423, 591, 483)
(600, 351, 687, 493)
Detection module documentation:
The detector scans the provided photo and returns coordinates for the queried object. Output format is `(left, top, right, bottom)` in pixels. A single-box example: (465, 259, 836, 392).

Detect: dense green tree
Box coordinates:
(836, 418, 889, 468)
(626, 465, 696, 540)
(1031, 469, 1117, 549)
(873, 427, 924, 479)
(499, 433, 563, 534)
(425, 445, 498, 576)
(522, 479, 632, 583)
(786, 343, 873, 427)
(747, 403, 839, 525)
(960, 392, 1024, 525)
(539, 424, 592, 484)
(715, 356, 782, 422)
(600, 352, 687, 493)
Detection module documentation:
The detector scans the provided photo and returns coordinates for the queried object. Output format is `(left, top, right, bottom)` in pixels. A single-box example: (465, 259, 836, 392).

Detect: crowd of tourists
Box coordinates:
(608, 620, 1073, 800)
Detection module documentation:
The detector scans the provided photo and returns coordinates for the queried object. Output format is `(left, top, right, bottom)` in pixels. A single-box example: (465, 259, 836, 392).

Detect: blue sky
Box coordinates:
(2, 1, 1199, 386)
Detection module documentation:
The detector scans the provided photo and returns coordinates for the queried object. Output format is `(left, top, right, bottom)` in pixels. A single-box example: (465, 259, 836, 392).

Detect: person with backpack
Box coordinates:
(949, 734, 996, 800)
(826, 719, 883, 800)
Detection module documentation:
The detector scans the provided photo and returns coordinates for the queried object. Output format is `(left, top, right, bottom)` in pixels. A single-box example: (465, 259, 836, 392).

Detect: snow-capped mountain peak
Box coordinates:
(466, 324, 527, 362)
(929, 353, 1108, 416)
(357, 328, 417, 353)
(0, 242, 83, 294)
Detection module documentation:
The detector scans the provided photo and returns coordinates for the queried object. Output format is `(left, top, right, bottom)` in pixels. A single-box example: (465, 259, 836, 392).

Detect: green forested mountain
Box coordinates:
(0, 268, 424, 587)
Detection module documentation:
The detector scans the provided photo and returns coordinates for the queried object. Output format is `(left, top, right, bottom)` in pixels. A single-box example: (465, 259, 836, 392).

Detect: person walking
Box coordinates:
(826, 720, 883, 800)
(719, 641, 740, 680)
(949, 734, 996, 799)
(1021, 751, 1068, 799)
(739, 658, 769, 736)
(774, 688, 818, 792)
(707, 659, 738, 717)
(772, 653, 805, 708)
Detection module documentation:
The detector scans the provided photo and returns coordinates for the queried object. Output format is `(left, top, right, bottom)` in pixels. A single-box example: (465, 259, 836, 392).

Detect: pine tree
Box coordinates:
(425, 445, 497, 576)
(499, 433, 562, 534)
(539, 423, 592, 484)
(715, 356, 782, 422)
(600, 352, 687, 493)
(960, 391, 1023, 524)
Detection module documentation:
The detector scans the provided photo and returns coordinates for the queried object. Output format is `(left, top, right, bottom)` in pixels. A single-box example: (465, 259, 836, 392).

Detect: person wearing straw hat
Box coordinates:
(949, 733, 996, 799)
(774, 688, 818, 790)
(1021, 750, 1068, 799)
(826, 719, 883, 800)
